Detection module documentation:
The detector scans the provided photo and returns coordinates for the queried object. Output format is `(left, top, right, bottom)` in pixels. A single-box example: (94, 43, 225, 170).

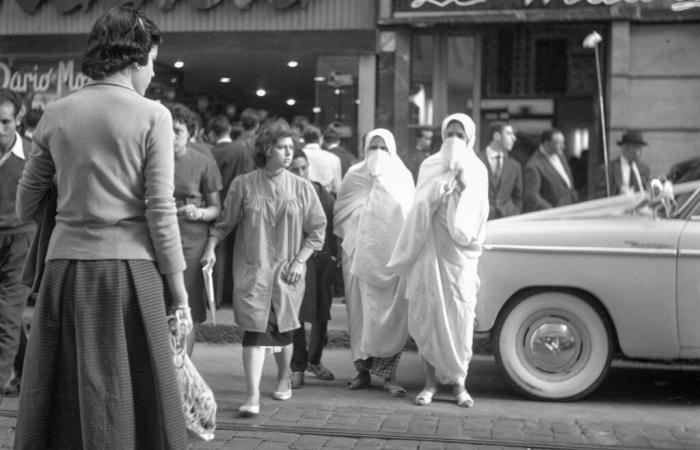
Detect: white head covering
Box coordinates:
(334, 128, 415, 286)
(388, 113, 489, 274)
(439, 113, 478, 171)
(364, 128, 395, 177)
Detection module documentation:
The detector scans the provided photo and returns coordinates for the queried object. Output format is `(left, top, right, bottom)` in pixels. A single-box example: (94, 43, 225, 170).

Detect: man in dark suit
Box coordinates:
(322, 123, 357, 178)
(0, 89, 34, 402)
(478, 121, 522, 219)
(524, 128, 578, 212)
(593, 130, 651, 198)
(209, 114, 254, 196)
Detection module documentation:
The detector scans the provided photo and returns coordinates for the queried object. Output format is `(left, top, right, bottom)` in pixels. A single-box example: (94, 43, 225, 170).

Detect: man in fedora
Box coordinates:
(593, 130, 651, 198)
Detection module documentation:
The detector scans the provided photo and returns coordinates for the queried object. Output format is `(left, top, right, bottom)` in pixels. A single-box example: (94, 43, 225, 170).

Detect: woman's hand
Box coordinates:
(169, 305, 193, 338)
(200, 246, 216, 268)
(282, 259, 305, 285)
(455, 167, 467, 193)
(177, 204, 203, 221)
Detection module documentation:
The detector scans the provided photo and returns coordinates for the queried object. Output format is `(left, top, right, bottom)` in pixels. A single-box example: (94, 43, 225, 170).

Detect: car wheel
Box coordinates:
(494, 291, 613, 401)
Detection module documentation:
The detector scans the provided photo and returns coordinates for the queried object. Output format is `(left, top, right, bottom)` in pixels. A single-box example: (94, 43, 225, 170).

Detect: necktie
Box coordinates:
(494, 154, 503, 182)
(631, 161, 643, 192)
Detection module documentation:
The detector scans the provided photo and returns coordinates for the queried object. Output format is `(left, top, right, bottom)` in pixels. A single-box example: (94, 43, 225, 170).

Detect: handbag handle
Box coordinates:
(169, 309, 191, 368)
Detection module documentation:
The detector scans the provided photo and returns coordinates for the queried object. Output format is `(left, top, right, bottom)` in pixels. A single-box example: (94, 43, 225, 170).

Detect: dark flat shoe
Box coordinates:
(383, 381, 407, 397)
(307, 363, 335, 381)
(345, 372, 371, 390)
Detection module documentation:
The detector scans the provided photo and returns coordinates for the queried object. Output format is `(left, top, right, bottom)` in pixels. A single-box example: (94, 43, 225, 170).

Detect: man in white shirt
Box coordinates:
(523, 128, 578, 212)
(478, 121, 522, 219)
(303, 125, 342, 196)
(593, 130, 651, 198)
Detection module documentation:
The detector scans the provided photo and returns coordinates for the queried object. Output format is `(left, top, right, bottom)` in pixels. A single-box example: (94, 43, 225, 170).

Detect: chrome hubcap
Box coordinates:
(521, 314, 585, 375)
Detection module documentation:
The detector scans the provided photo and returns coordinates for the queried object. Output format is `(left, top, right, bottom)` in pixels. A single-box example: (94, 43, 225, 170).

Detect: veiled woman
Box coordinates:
(334, 128, 415, 396)
(387, 113, 489, 407)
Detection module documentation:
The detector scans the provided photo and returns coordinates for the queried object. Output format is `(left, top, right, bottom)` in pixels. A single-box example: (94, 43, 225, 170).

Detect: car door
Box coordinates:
(676, 214, 700, 357)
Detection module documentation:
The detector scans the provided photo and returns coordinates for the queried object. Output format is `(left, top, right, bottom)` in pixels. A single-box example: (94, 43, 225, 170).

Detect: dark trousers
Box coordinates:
(291, 321, 328, 372)
(0, 233, 31, 393)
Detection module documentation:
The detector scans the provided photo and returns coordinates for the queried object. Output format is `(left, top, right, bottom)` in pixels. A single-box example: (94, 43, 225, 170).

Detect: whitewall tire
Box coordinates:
(494, 291, 613, 401)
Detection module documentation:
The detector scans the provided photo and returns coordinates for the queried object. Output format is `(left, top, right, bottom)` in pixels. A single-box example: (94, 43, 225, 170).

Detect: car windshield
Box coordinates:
(624, 180, 700, 219)
(516, 181, 700, 221)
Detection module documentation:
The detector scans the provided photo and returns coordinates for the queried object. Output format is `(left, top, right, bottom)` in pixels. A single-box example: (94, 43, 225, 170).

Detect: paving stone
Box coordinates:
(352, 421, 381, 432)
(225, 437, 263, 448)
(492, 419, 524, 429)
(523, 433, 555, 443)
(324, 437, 358, 448)
(408, 423, 438, 434)
(297, 419, 330, 428)
(435, 424, 461, 435)
(523, 424, 553, 435)
(258, 442, 294, 450)
(355, 437, 386, 449)
(674, 431, 700, 440)
(618, 435, 651, 448)
(237, 430, 272, 439)
(552, 434, 587, 445)
(584, 432, 621, 446)
(383, 440, 419, 450)
(461, 428, 492, 439)
(416, 442, 445, 450)
(648, 440, 687, 449)
(302, 410, 334, 420)
(677, 439, 700, 450)
(492, 428, 526, 440)
(290, 435, 329, 450)
(266, 432, 301, 443)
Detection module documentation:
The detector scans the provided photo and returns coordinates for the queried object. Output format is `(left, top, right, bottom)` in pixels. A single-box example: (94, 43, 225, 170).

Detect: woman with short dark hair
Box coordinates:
(201, 121, 326, 417)
(15, 7, 190, 449)
(164, 102, 222, 356)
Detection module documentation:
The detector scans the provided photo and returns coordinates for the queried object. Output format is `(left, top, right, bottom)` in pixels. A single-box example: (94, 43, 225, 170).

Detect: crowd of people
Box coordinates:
(0, 5, 662, 449)
(443, 122, 653, 222)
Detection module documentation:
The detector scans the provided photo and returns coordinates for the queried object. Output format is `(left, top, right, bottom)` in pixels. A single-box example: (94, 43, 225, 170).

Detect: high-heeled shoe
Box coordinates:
(238, 403, 260, 417)
(272, 379, 292, 401)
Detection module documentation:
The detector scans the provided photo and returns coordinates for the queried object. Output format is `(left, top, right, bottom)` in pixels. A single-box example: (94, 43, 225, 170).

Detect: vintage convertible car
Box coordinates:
(475, 180, 700, 401)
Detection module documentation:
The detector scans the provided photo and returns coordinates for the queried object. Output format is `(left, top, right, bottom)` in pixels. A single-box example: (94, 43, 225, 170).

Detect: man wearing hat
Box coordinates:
(593, 130, 651, 198)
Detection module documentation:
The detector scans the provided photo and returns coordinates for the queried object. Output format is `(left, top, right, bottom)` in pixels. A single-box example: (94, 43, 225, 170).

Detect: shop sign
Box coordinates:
(14, 0, 310, 15)
(396, 0, 700, 13)
(0, 59, 90, 108)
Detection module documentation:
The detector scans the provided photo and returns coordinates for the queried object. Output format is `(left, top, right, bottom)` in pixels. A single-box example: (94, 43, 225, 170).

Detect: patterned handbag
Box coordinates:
(169, 310, 217, 441)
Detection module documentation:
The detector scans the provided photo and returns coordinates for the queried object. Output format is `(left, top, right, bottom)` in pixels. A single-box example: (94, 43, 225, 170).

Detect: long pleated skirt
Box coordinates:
(14, 259, 188, 450)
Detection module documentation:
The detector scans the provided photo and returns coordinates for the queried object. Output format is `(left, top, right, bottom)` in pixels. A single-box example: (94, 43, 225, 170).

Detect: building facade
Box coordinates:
(377, 0, 700, 195)
(1, 0, 378, 153)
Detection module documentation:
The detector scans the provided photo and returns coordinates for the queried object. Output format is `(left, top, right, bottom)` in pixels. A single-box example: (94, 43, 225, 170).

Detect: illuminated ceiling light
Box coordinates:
(314, 76, 326, 82)
(312, 106, 321, 114)
(219, 77, 231, 83)
(174, 61, 184, 69)
(334, 88, 341, 95)
(355, 99, 360, 105)
(287, 60, 298, 68)
(170, 77, 178, 83)
(256, 89, 266, 97)
(286, 98, 296, 106)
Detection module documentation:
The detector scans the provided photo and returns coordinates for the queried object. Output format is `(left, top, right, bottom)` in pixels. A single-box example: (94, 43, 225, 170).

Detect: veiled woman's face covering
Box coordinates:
(441, 136, 469, 170)
(366, 136, 390, 176)
(440, 120, 471, 170)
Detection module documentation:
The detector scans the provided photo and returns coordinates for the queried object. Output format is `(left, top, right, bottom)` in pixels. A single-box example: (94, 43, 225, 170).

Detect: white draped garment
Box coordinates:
(387, 114, 489, 384)
(334, 129, 415, 361)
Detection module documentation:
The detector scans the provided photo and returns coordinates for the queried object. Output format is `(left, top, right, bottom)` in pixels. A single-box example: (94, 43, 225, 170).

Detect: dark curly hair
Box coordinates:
(0, 89, 22, 117)
(253, 121, 294, 168)
(81, 6, 162, 80)
(163, 102, 197, 137)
